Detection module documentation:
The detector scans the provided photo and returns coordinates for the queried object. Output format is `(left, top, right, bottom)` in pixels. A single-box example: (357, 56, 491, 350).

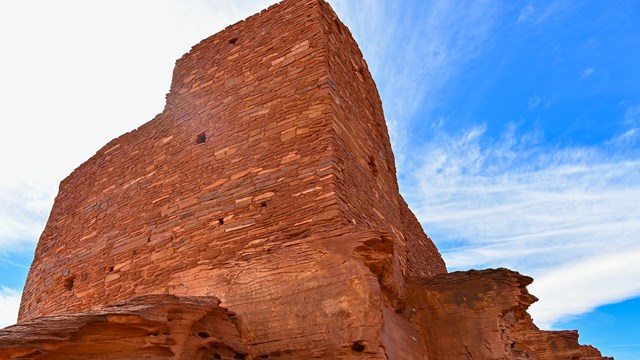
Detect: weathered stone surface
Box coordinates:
(2, 0, 611, 359)
(405, 269, 612, 360)
(581, 345, 614, 360)
(0, 295, 247, 359)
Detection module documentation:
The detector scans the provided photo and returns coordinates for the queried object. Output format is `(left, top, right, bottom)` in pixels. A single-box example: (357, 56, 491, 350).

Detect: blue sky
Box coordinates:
(0, 1, 638, 358)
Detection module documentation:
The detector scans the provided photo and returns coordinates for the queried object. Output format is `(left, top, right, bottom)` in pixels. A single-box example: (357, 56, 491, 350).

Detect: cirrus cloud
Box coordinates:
(0, 288, 20, 328)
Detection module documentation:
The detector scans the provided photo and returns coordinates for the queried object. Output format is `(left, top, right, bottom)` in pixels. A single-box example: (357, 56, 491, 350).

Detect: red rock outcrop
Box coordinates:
(405, 269, 612, 360)
(0, 295, 247, 359)
(0, 0, 611, 359)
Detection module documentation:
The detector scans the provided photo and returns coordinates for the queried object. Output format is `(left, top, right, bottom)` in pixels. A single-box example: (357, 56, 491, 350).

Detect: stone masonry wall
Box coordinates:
(316, 0, 445, 279)
(19, 1, 445, 351)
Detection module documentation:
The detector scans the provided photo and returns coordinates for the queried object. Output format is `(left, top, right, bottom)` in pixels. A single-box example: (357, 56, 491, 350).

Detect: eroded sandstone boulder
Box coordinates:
(0, 295, 246, 359)
(405, 269, 612, 360)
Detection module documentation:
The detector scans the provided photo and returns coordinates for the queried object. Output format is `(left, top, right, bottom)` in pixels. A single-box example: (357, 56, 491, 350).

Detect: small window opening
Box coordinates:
(196, 132, 207, 144)
(229, 37, 238, 45)
(198, 331, 210, 339)
(351, 341, 365, 352)
(261, 202, 267, 208)
(368, 156, 378, 176)
(107, 266, 114, 273)
(64, 277, 75, 291)
(218, 218, 224, 225)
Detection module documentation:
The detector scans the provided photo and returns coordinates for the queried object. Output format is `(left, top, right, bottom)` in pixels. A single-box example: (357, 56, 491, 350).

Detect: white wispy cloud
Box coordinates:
(517, 1, 575, 25)
(624, 103, 640, 125)
(0, 183, 53, 250)
(528, 95, 542, 111)
(609, 128, 640, 147)
(403, 125, 640, 327)
(581, 67, 595, 79)
(0, 287, 20, 329)
(608, 102, 640, 147)
(518, 4, 535, 22)
(530, 249, 640, 328)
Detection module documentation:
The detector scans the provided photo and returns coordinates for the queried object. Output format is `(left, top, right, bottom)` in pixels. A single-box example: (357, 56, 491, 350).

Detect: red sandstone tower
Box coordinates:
(0, 0, 611, 359)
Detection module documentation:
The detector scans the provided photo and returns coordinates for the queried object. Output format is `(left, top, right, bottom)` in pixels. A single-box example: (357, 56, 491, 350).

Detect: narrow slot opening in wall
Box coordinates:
(351, 341, 365, 352)
(196, 132, 207, 144)
(107, 266, 114, 273)
(261, 202, 267, 208)
(198, 331, 210, 339)
(368, 155, 378, 176)
(218, 218, 224, 225)
(64, 277, 75, 291)
(229, 37, 238, 45)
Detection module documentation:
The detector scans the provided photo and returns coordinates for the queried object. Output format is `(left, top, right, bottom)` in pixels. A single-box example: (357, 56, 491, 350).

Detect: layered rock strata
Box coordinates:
(0, 0, 610, 358)
(0, 295, 247, 359)
(405, 269, 612, 360)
